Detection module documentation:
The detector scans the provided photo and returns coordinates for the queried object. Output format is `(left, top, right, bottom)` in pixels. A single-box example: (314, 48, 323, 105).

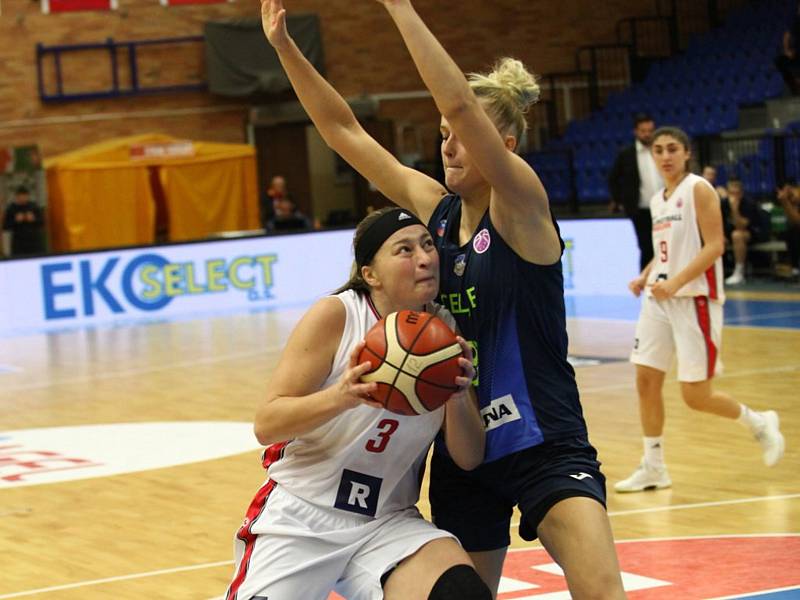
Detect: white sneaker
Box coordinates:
(754, 410, 785, 467)
(614, 460, 672, 493)
(725, 272, 745, 285)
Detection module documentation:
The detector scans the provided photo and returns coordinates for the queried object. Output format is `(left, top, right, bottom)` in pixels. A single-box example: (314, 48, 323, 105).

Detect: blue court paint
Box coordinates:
(729, 588, 800, 599)
(566, 295, 800, 329)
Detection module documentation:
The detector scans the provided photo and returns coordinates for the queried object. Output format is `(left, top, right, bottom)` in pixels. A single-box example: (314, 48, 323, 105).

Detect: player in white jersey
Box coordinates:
(225, 207, 490, 600)
(617, 127, 785, 493)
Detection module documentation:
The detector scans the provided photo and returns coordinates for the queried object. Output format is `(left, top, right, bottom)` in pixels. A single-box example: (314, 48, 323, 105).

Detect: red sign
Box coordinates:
(499, 536, 800, 598)
(41, 0, 116, 13)
(160, 0, 228, 5)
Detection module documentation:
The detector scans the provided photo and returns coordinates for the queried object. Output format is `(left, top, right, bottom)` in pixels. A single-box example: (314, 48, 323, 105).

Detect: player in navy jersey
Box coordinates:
(260, 0, 625, 596)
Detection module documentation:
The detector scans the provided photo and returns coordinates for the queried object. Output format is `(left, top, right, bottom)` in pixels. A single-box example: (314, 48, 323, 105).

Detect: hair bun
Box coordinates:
(489, 57, 541, 109)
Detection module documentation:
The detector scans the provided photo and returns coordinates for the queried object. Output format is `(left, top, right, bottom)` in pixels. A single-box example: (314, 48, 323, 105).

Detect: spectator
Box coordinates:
(777, 180, 800, 278)
(608, 113, 663, 271)
(2, 185, 46, 258)
(701, 164, 728, 200)
(261, 175, 288, 228)
(265, 194, 312, 233)
(723, 178, 767, 285)
(775, 2, 800, 95)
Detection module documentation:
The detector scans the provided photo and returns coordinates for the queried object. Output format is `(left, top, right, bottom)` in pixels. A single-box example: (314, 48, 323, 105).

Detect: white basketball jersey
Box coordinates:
(263, 289, 455, 520)
(646, 173, 725, 303)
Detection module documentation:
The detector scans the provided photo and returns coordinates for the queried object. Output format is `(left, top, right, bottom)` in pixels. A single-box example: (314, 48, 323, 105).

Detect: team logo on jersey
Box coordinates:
(473, 228, 491, 254)
(437, 219, 447, 237)
(480, 394, 521, 431)
(676, 198, 683, 208)
(453, 253, 466, 277)
(335, 469, 382, 517)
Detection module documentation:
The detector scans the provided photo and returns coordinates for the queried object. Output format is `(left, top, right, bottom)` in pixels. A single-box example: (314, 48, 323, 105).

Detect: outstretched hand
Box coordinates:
(332, 341, 382, 410)
(261, 0, 290, 50)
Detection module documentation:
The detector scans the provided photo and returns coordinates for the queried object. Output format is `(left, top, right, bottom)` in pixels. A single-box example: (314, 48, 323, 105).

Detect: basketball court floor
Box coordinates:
(1, 287, 798, 599)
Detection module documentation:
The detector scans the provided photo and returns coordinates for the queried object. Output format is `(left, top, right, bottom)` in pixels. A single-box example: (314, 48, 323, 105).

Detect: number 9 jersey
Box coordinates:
(646, 173, 726, 303)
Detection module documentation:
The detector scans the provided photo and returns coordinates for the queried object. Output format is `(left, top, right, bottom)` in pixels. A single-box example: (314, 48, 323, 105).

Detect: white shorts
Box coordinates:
(630, 295, 724, 382)
(225, 482, 456, 600)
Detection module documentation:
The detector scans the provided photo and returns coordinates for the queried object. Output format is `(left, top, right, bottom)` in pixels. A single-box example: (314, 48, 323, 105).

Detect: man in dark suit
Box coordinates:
(608, 114, 662, 271)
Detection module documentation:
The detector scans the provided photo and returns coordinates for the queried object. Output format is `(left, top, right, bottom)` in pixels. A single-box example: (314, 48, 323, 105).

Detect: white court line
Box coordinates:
(0, 561, 233, 599)
(3, 349, 795, 396)
(709, 584, 800, 599)
(568, 312, 800, 331)
(578, 363, 800, 394)
(509, 493, 800, 528)
(0, 346, 284, 393)
(2, 498, 798, 598)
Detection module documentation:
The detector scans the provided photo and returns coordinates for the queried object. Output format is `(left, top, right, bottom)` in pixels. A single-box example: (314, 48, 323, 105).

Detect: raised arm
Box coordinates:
(376, 0, 560, 263)
(253, 296, 379, 445)
(262, 0, 445, 223)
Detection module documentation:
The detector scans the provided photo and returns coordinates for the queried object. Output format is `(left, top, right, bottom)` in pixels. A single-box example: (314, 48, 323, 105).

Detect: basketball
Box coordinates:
(358, 310, 465, 416)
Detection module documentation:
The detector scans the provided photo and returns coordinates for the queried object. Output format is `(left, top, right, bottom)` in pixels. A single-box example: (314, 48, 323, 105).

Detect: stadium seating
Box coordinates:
(525, 0, 795, 205)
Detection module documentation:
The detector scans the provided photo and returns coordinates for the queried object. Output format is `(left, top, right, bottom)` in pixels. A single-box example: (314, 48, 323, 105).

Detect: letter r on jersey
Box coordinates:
(335, 469, 383, 517)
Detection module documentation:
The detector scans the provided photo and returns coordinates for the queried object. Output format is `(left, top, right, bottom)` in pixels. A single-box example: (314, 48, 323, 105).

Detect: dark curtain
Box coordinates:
(204, 15, 324, 97)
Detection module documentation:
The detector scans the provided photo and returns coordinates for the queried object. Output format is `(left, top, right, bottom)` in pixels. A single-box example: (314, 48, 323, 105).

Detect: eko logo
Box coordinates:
(40, 252, 278, 319)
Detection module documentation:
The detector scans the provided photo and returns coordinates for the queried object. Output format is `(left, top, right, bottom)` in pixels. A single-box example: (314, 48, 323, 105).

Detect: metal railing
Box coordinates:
(36, 36, 206, 103)
(655, 0, 750, 49)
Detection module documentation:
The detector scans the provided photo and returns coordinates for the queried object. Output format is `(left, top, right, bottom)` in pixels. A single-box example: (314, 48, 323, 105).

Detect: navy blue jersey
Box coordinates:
(428, 194, 587, 462)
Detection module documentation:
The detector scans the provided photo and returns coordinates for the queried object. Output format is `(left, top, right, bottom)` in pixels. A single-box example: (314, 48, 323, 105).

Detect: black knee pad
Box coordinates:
(429, 564, 492, 600)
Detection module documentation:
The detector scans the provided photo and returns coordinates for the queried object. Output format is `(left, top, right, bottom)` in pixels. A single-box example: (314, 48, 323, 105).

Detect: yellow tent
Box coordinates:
(45, 133, 260, 252)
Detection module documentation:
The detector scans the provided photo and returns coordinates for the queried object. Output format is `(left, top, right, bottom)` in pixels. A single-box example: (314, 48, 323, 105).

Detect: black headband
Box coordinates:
(355, 208, 425, 267)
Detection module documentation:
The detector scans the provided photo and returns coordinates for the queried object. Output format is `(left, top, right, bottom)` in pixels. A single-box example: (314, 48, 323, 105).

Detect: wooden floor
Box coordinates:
(0, 294, 798, 599)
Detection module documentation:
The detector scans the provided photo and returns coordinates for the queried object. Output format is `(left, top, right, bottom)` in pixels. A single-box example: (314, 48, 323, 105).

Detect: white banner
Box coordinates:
(0, 230, 354, 337)
(0, 219, 637, 337)
(558, 218, 638, 296)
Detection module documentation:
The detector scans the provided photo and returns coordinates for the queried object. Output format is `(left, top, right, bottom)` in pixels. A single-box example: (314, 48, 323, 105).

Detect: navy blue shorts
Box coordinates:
(429, 437, 607, 552)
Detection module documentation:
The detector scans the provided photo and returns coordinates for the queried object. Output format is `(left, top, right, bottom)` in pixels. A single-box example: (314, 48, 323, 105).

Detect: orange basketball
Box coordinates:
(358, 310, 464, 416)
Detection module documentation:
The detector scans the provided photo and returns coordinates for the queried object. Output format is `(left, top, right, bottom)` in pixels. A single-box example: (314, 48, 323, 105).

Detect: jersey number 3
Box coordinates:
(365, 419, 399, 453)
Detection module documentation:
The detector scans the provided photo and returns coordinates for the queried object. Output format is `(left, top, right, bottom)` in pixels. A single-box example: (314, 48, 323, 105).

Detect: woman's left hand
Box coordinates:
(650, 278, 678, 301)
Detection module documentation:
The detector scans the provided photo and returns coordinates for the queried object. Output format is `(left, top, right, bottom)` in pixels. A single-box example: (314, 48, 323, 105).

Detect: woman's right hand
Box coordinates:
(261, 0, 291, 50)
(628, 275, 646, 297)
(331, 341, 382, 410)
